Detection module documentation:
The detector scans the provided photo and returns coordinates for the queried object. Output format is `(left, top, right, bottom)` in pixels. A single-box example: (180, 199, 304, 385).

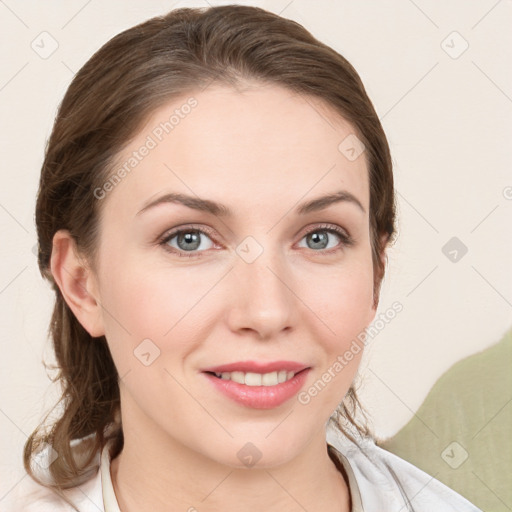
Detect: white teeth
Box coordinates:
(231, 371, 245, 385)
(245, 372, 262, 386)
(213, 370, 297, 386)
(262, 371, 278, 385)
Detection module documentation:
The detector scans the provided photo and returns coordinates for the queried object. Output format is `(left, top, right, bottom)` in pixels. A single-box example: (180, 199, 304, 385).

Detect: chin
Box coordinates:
(203, 433, 307, 471)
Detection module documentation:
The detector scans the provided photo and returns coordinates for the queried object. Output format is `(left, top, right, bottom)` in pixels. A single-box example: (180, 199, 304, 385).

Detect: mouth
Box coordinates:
(201, 361, 311, 409)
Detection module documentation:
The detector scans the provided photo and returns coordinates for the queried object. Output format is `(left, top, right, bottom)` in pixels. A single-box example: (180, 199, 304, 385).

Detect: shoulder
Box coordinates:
(2, 470, 103, 512)
(2, 440, 105, 512)
(327, 425, 482, 512)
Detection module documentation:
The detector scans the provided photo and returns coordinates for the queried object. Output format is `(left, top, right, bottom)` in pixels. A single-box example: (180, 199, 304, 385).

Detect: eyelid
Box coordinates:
(158, 223, 216, 238)
(157, 222, 354, 257)
(300, 223, 352, 243)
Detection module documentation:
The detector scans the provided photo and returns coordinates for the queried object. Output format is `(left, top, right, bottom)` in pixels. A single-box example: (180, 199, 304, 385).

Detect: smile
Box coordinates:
(209, 370, 296, 386)
(202, 367, 311, 409)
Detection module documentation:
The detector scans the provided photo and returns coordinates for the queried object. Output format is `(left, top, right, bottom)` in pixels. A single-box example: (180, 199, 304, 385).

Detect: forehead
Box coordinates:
(101, 83, 369, 220)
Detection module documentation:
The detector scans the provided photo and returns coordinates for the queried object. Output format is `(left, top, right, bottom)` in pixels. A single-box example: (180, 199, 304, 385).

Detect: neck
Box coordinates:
(110, 422, 351, 512)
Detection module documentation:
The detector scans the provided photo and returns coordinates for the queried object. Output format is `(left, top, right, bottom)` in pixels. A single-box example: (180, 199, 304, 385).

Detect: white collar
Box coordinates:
(100, 439, 121, 512)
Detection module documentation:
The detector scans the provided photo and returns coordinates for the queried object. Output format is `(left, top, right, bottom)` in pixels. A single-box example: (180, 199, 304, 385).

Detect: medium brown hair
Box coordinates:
(27, 4, 396, 508)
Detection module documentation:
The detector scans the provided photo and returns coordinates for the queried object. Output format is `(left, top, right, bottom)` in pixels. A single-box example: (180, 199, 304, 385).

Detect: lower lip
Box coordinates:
(202, 369, 310, 409)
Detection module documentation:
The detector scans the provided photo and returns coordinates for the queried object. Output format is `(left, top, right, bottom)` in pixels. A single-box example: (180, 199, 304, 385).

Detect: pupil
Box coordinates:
(309, 231, 327, 249)
(179, 231, 200, 250)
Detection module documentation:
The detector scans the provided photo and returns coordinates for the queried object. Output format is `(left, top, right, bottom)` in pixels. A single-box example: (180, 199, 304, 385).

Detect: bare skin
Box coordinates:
(51, 82, 382, 511)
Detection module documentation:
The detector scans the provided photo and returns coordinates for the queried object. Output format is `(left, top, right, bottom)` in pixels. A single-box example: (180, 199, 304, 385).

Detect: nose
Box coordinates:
(226, 243, 298, 340)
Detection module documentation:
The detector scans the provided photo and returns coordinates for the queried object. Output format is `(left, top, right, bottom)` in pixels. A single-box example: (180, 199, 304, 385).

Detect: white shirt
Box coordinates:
(2, 423, 482, 511)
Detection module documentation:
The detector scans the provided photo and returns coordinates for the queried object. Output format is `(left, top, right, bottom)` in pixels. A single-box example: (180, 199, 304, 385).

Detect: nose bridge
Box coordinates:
(228, 235, 296, 337)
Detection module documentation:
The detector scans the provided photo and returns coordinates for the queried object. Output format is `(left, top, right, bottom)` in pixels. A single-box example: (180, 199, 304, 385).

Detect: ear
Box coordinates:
(370, 232, 392, 315)
(50, 230, 105, 338)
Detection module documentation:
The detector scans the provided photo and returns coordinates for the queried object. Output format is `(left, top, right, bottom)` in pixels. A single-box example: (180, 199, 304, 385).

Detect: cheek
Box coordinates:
(94, 253, 165, 363)
(96, 255, 218, 367)
(297, 267, 372, 403)
(304, 259, 375, 336)
(98, 248, 179, 328)
(298, 258, 374, 389)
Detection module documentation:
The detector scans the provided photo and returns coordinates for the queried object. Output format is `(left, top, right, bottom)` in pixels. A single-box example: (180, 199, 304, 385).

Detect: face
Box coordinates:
(88, 83, 377, 468)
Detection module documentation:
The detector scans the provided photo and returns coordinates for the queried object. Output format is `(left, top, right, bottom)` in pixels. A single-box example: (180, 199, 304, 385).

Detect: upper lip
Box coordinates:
(202, 360, 310, 374)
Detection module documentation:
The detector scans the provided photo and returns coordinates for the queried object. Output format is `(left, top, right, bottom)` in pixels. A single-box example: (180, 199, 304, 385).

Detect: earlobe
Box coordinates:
(50, 230, 105, 338)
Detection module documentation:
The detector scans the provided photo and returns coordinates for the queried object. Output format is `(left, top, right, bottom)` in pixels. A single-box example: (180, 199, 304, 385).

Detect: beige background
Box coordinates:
(1, 0, 511, 502)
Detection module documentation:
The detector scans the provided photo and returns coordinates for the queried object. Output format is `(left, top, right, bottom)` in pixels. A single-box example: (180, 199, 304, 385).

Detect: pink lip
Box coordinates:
(202, 367, 311, 409)
(202, 360, 309, 373)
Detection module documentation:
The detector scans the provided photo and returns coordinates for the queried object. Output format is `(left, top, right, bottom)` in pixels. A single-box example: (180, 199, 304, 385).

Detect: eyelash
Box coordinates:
(157, 223, 354, 258)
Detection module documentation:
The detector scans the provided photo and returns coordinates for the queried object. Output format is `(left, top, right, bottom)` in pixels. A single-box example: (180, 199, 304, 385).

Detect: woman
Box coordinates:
(6, 5, 481, 511)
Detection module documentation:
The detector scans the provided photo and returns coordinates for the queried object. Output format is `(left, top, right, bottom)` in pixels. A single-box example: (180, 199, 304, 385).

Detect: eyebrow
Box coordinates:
(136, 190, 366, 217)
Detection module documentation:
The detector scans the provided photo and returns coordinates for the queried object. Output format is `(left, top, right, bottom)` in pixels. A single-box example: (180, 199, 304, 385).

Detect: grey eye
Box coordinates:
(298, 229, 342, 251)
(165, 230, 214, 252)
